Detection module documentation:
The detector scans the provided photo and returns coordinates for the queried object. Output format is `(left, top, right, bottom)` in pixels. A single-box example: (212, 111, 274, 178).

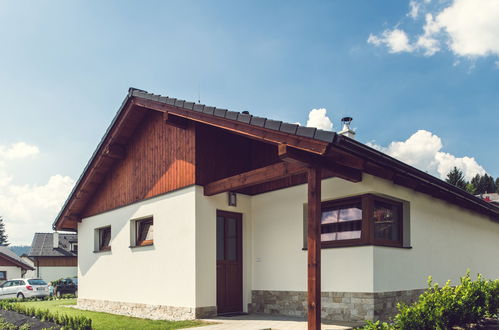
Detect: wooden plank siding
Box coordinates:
(82, 110, 196, 217)
(0, 256, 22, 267)
(35, 257, 77, 267)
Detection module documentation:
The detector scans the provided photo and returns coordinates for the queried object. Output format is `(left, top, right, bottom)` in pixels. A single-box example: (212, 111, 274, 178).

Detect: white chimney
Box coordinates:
(338, 117, 356, 139)
(53, 232, 59, 249)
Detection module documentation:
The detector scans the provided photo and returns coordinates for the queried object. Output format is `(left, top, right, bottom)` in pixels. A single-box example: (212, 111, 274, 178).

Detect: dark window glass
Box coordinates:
(373, 200, 400, 241)
(27, 279, 46, 285)
(226, 218, 237, 261)
(99, 227, 111, 250)
(321, 201, 362, 241)
(136, 218, 153, 245)
(0, 271, 6, 280)
(216, 216, 225, 260)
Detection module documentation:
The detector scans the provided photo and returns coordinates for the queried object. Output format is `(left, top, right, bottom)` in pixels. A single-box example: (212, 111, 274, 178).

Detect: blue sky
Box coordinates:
(0, 0, 498, 244)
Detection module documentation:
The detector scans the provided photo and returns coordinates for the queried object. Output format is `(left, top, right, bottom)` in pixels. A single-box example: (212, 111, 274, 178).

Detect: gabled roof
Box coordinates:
(52, 88, 499, 230)
(28, 233, 77, 257)
(0, 246, 35, 270)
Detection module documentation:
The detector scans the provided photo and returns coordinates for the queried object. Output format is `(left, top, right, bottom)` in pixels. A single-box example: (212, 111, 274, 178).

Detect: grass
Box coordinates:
(19, 299, 209, 330)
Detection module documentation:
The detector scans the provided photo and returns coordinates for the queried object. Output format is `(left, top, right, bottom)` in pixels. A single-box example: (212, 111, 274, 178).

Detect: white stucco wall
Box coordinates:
(20, 257, 36, 279)
(78, 186, 197, 307)
(0, 266, 22, 280)
(37, 267, 77, 283)
(248, 173, 499, 293)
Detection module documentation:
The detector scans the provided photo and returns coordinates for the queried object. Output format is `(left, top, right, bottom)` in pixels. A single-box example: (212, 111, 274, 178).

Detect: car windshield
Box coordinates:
(70, 278, 78, 285)
(27, 279, 46, 285)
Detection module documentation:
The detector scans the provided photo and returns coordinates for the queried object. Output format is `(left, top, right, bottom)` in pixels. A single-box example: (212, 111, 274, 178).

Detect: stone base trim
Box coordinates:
(248, 289, 425, 322)
(77, 298, 216, 321)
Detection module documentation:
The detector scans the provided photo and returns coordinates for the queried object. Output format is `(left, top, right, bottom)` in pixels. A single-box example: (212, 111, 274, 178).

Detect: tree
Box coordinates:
(470, 173, 497, 194)
(0, 217, 8, 246)
(445, 167, 467, 190)
(496, 177, 499, 193)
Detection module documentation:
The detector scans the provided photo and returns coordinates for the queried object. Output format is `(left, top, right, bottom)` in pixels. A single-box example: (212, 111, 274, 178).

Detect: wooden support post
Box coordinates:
(307, 167, 321, 330)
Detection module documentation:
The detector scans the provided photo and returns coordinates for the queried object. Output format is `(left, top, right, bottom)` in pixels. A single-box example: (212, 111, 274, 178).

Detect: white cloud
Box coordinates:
(408, 0, 420, 19)
(0, 142, 74, 244)
(368, 29, 414, 53)
(306, 108, 333, 131)
(0, 142, 39, 160)
(367, 130, 486, 181)
(369, 0, 499, 61)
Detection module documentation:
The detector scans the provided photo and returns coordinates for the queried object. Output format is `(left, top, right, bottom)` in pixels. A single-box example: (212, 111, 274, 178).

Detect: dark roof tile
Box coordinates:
(203, 106, 216, 115)
(174, 99, 185, 107)
(183, 102, 195, 110)
(225, 111, 239, 121)
(250, 116, 266, 127)
(264, 119, 282, 131)
(237, 113, 251, 124)
(314, 129, 335, 142)
(214, 108, 227, 117)
(28, 233, 77, 257)
(296, 126, 317, 138)
(193, 104, 204, 112)
(280, 123, 298, 135)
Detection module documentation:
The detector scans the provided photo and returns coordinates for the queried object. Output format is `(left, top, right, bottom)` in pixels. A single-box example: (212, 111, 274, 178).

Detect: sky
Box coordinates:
(0, 0, 498, 244)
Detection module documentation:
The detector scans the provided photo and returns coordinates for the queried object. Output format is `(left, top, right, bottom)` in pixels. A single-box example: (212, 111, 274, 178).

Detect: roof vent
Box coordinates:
(338, 117, 356, 139)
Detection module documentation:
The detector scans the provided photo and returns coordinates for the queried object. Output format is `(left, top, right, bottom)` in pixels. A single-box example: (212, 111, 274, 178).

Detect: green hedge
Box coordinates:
(0, 300, 92, 330)
(359, 271, 498, 330)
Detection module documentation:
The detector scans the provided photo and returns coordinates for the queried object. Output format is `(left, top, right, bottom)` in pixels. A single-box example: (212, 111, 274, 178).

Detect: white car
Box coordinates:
(0, 278, 49, 299)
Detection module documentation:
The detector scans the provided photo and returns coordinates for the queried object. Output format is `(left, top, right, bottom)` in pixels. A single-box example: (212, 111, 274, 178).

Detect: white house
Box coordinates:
(53, 88, 499, 326)
(28, 232, 78, 283)
(0, 246, 35, 281)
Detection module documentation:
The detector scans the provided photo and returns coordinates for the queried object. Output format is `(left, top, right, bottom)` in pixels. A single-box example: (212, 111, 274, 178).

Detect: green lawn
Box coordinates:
(19, 299, 209, 330)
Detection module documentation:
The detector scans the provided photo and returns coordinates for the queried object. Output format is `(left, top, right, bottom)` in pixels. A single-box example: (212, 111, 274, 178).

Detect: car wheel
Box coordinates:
(17, 293, 25, 299)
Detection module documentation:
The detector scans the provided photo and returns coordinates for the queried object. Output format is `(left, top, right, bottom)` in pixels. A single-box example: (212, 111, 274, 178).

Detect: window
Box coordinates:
(71, 243, 78, 253)
(98, 226, 111, 251)
(305, 194, 405, 248)
(135, 217, 153, 246)
(0, 271, 6, 281)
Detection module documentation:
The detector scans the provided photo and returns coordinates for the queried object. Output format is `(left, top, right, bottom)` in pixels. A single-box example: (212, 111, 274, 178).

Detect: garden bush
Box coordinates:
(0, 300, 92, 329)
(358, 271, 498, 330)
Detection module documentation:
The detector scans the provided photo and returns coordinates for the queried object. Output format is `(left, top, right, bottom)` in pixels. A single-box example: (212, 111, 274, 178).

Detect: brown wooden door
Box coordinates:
(216, 210, 243, 315)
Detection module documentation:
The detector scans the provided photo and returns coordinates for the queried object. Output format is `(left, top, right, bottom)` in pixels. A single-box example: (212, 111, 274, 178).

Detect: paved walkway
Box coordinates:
(191, 314, 354, 330)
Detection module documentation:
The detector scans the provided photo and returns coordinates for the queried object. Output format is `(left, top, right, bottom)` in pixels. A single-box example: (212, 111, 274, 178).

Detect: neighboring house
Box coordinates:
(477, 193, 499, 207)
(0, 246, 34, 281)
(19, 254, 37, 279)
(52, 88, 499, 324)
(28, 233, 77, 283)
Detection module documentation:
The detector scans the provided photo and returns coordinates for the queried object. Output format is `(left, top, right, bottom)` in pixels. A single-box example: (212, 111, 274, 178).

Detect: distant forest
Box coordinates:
(9, 245, 31, 256)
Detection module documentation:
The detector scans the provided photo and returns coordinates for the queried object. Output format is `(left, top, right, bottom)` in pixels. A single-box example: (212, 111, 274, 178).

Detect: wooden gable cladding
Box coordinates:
(35, 257, 77, 267)
(82, 110, 195, 217)
(0, 255, 21, 267)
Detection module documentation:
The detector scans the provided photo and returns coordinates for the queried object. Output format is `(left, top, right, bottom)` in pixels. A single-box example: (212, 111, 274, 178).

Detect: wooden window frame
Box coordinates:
(98, 226, 112, 251)
(0, 271, 6, 281)
(135, 217, 154, 247)
(319, 194, 404, 249)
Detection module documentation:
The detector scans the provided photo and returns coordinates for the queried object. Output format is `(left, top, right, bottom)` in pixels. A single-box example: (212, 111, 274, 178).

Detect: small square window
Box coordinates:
(136, 218, 153, 246)
(98, 227, 111, 251)
(0, 271, 6, 281)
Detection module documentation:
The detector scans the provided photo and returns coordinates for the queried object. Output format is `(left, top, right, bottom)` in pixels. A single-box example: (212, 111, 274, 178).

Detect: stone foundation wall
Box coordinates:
(248, 289, 425, 322)
(77, 299, 216, 321)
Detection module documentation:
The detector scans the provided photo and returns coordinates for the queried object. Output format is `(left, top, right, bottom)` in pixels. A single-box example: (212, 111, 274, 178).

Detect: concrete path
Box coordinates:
(191, 314, 355, 330)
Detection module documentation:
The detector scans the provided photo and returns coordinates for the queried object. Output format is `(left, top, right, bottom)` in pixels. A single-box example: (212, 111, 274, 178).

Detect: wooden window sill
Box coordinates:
(302, 244, 412, 250)
(129, 243, 154, 249)
(93, 248, 112, 253)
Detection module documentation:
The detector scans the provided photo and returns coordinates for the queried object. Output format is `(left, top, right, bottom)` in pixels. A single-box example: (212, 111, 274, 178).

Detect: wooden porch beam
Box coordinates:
(132, 98, 329, 154)
(163, 112, 188, 129)
(279, 144, 362, 183)
(307, 167, 321, 330)
(203, 161, 307, 196)
(104, 143, 126, 160)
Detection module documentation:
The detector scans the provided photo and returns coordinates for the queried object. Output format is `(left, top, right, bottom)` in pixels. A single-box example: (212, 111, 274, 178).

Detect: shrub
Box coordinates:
(0, 300, 91, 329)
(357, 271, 498, 330)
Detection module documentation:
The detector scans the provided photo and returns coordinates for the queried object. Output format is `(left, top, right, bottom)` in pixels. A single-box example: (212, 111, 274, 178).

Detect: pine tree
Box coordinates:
(445, 167, 467, 190)
(470, 173, 497, 194)
(0, 217, 8, 246)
